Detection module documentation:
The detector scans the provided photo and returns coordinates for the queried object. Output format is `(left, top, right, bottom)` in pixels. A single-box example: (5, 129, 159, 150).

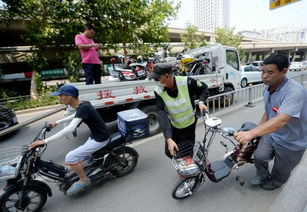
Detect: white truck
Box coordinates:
(72, 44, 242, 135)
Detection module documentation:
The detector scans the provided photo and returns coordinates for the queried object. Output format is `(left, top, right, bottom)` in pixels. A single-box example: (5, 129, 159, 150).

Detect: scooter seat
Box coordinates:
(92, 132, 124, 158)
(109, 132, 122, 143)
(115, 67, 134, 72)
(239, 122, 257, 132)
(130, 62, 147, 67)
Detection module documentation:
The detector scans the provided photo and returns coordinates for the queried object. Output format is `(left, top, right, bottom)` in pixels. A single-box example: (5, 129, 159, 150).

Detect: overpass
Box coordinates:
(168, 28, 307, 61)
(167, 27, 276, 43)
(240, 41, 307, 61)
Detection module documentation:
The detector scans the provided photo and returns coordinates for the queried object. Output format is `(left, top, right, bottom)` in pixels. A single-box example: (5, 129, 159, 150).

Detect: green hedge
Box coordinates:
(4, 86, 60, 111)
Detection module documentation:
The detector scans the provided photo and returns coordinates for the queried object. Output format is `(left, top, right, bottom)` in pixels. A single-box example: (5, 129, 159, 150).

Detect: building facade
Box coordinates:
(194, 0, 230, 32)
(239, 27, 307, 43)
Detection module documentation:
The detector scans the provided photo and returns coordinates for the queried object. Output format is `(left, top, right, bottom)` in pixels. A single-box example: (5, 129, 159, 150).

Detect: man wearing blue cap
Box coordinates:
(31, 84, 110, 195)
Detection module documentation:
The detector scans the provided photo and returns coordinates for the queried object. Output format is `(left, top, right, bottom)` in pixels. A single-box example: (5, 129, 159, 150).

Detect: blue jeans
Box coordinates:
(83, 63, 101, 85)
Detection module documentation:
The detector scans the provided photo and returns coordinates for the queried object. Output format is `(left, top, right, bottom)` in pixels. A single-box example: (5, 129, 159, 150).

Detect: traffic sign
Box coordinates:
(270, 0, 301, 10)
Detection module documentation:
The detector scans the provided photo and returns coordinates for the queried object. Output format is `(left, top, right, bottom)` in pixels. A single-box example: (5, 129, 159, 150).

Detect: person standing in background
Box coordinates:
(75, 25, 102, 85)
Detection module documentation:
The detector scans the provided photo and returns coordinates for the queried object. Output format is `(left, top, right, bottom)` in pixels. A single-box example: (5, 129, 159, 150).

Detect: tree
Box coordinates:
(2, 0, 83, 99)
(214, 27, 245, 62)
(23, 51, 48, 100)
(214, 27, 244, 48)
(1, 0, 179, 98)
(180, 25, 208, 49)
(63, 51, 82, 83)
(97, 0, 179, 55)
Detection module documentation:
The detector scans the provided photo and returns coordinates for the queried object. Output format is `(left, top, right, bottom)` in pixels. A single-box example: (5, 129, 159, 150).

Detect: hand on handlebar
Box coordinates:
(30, 140, 46, 149)
(199, 102, 208, 114)
(167, 138, 179, 156)
(48, 122, 57, 128)
(234, 131, 254, 144)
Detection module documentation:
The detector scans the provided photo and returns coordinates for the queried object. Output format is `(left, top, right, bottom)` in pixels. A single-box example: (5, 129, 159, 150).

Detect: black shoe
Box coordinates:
(260, 179, 280, 190)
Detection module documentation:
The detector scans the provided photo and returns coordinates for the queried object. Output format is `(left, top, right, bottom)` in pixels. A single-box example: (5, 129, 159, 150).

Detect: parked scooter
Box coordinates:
(171, 111, 260, 199)
(0, 124, 139, 211)
(111, 55, 148, 81)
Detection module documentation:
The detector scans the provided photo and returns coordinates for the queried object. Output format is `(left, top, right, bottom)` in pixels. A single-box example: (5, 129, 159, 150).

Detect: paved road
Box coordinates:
(1, 101, 307, 212)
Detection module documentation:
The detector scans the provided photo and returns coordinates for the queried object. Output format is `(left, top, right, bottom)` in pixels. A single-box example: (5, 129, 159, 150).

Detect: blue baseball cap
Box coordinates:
(51, 85, 79, 97)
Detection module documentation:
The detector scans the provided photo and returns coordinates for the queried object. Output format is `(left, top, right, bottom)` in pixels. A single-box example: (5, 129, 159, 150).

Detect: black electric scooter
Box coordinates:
(0, 124, 139, 211)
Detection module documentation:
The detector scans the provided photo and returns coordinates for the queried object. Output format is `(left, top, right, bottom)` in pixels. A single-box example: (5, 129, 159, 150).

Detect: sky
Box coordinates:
(169, 0, 307, 32)
(1, 0, 306, 32)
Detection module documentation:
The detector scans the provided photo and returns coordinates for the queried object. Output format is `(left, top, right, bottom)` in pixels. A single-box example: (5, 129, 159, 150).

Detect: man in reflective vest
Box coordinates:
(149, 63, 210, 158)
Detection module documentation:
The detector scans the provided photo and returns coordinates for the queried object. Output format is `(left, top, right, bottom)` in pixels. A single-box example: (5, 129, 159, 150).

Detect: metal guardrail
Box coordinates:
(0, 95, 31, 104)
(206, 71, 307, 115)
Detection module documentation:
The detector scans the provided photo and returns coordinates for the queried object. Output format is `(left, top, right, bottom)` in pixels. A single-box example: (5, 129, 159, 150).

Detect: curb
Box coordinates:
(15, 104, 63, 115)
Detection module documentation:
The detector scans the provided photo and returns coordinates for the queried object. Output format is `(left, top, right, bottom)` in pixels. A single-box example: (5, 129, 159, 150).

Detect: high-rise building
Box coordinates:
(194, 0, 230, 32)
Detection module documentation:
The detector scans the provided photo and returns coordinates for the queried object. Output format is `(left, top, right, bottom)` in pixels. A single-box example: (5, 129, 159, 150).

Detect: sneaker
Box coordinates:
(66, 179, 91, 196)
(260, 179, 280, 190)
(249, 175, 268, 186)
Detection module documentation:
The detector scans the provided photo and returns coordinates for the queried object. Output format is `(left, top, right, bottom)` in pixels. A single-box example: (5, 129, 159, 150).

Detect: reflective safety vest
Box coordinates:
(155, 76, 195, 129)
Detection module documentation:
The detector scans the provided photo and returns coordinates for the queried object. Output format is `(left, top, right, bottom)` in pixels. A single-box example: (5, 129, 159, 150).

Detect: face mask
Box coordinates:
(154, 81, 166, 89)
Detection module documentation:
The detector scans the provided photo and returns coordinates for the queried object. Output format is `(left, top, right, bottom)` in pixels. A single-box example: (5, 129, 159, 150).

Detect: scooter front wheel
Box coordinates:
(0, 186, 47, 212)
(172, 176, 199, 199)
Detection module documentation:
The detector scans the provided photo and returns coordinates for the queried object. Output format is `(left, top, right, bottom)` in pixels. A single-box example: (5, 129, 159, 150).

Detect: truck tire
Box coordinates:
(140, 105, 160, 136)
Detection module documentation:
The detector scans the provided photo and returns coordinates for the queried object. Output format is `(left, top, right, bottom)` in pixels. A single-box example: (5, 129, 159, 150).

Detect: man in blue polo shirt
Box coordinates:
(234, 53, 307, 190)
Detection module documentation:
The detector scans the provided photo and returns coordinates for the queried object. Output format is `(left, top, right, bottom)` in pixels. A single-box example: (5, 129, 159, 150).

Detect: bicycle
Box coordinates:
(171, 112, 260, 199)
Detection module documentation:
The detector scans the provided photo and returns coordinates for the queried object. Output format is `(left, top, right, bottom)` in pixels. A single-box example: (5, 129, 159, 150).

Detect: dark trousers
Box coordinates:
(254, 134, 305, 186)
(83, 63, 101, 85)
(165, 120, 197, 159)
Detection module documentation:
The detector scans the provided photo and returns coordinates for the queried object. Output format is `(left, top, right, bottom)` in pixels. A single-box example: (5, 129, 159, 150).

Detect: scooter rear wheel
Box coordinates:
(0, 186, 47, 212)
(106, 146, 138, 177)
(172, 176, 199, 199)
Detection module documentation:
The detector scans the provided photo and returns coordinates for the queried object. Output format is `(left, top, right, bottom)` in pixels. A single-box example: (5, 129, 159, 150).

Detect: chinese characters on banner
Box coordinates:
(97, 90, 115, 100)
(96, 86, 148, 100)
(133, 86, 148, 94)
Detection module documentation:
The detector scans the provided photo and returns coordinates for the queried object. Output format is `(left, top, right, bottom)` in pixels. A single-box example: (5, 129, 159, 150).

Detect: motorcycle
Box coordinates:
(111, 55, 148, 81)
(0, 124, 139, 211)
(171, 111, 260, 199)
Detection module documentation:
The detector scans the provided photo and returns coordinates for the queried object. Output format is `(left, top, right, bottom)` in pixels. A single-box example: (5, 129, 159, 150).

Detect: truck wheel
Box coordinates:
(140, 105, 160, 136)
